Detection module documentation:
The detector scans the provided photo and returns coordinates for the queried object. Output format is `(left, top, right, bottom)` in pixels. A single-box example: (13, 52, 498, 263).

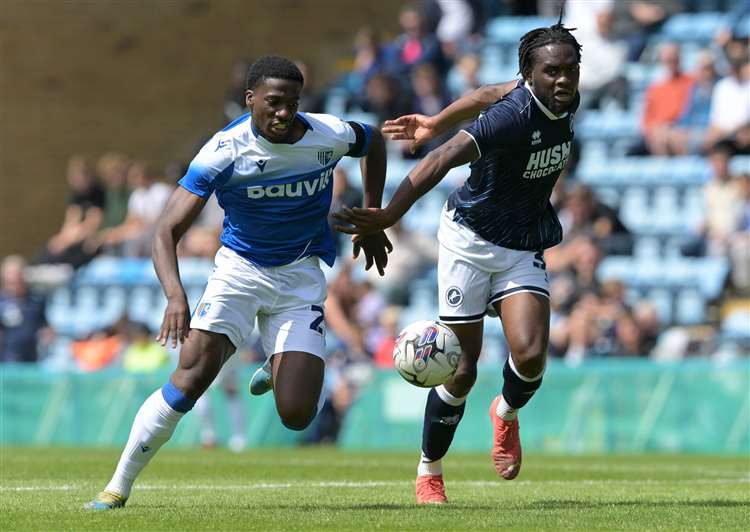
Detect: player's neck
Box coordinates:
(523, 82, 568, 120)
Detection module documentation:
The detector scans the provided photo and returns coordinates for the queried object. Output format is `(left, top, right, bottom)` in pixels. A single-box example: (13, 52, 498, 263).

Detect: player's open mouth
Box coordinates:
(270, 123, 289, 133)
(553, 91, 573, 102)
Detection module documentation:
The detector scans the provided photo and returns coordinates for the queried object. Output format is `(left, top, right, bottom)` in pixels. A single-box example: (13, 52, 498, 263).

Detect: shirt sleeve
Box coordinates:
(462, 99, 523, 159)
(345, 121, 373, 158)
(178, 133, 237, 198)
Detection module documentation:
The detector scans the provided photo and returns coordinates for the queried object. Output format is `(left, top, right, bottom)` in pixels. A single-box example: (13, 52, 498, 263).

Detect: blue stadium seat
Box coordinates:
(675, 288, 707, 324)
(485, 17, 556, 45)
(730, 156, 750, 176)
(647, 288, 674, 324)
(659, 12, 727, 43)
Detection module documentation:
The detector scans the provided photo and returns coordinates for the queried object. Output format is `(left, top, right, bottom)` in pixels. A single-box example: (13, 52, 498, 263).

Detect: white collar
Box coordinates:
(524, 82, 568, 120)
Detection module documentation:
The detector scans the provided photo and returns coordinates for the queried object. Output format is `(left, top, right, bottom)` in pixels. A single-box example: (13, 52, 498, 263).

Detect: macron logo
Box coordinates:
(215, 139, 230, 152)
(255, 159, 268, 172)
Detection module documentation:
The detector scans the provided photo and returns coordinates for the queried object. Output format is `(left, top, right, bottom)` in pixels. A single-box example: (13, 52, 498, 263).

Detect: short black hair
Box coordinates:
(245, 55, 304, 91)
(518, 15, 582, 79)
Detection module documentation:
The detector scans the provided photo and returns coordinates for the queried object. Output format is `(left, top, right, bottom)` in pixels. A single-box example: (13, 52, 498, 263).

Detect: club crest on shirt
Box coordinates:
(531, 130, 542, 146)
(197, 302, 211, 318)
(317, 149, 333, 166)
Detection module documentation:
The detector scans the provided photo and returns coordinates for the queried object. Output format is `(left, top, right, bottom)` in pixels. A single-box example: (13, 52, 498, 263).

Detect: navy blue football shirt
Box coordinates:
(447, 80, 579, 251)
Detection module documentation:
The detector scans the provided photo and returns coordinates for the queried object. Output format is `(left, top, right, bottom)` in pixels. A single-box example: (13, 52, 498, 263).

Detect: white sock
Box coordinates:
(435, 384, 467, 406)
(495, 395, 518, 421)
(417, 452, 443, 476)
(104, 389, 184, 498)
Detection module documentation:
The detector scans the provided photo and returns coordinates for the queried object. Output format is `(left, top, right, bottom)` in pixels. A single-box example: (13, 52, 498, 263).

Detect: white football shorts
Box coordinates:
(190, 246, 327, 359)
(437, 206, 549, 324)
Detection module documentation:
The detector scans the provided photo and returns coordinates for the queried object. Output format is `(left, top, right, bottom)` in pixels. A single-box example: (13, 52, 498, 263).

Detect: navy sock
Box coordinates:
(501, 357, 543, 409)
(421, 387, 466, 462)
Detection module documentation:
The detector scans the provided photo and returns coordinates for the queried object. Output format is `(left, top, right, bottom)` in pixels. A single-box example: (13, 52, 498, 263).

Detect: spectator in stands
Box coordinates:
(96, 161, 174, 257)
(70, 315, 130, 372)
(34, 155, 105, 268)
(555, 184, 633, 256)
(121, 321, 170, 374)
(611, 0, 682, 61)
(575, 4, 628, 111)
(405, 63, 453, 157)
(355, 280, 387, 355)
(0, 255, 53, 363)
(637, 43, 694, 156)
(295, 60, 326, 114)
(728, 174, 750, 295)
(96, 152, 131, 231)
(706, 42, 750, 154)
(223, 59, 251, 122)
(346, 27, 388, 100)
(364, 219, 438, 306)
(325, 261, 368, 359)
(663, 51, 718, 155)
(611, 311, 648, 357)
(633, 301, 661, 355)
(432, 0, 476, 61)
(452, 53, 482, 98)
(684, 142, 746, 256)
(372, 306, 402, 368)
(386, 2, 448, 79)
(360, 72, 411, 126)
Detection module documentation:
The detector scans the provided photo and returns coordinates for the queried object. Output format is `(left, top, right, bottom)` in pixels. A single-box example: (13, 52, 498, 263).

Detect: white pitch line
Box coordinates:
(2, 478, 748, 492)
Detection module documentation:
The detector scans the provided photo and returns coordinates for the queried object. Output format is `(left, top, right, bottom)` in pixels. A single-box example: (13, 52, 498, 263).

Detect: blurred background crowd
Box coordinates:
(2, 0, 749, 445)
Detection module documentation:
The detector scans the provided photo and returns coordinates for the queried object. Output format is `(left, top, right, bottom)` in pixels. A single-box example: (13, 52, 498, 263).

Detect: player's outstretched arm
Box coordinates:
(333, 130, 478, 236)
(381, 80, 517, 153)
(352, 126, 392, 276)
(152, 187, 207, 347)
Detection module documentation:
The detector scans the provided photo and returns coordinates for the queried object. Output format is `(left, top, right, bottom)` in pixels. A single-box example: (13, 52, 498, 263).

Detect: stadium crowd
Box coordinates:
(1, 0, 748, 443)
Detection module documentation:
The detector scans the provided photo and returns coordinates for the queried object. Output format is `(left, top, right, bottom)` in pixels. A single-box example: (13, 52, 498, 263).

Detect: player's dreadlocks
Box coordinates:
(517, 8, 582, 79)
(246, 55, 304, 91)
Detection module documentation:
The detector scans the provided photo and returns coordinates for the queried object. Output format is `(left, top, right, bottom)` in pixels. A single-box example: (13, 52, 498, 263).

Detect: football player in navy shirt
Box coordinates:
(334, 20, 582, 504)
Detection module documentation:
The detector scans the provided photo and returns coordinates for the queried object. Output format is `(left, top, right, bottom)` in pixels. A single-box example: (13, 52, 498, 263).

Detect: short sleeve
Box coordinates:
(345, 121, 372, 158)
(462, 100, 522, 158)
(178, 133, 236, 198)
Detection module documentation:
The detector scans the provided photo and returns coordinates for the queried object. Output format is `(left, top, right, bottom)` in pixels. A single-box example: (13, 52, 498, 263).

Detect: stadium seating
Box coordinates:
(41, 10, 747, 356)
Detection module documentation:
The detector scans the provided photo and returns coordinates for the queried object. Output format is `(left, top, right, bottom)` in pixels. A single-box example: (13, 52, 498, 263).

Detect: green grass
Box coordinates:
(1, 447, 748, 531)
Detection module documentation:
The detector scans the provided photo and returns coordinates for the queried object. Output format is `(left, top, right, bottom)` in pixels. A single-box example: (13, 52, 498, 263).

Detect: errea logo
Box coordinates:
(246, 168, 333, 199)
(531, 130, 542, 145)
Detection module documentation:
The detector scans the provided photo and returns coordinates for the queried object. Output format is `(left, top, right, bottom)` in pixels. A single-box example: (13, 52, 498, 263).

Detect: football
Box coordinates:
(392, 320, 461, 387)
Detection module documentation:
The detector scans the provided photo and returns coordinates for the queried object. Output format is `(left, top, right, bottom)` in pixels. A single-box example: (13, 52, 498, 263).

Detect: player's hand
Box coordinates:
(157, 294, 191, 348)
(382, 114, 437, 154)
(331, 205, 395, 236)
(352, 231, 393, 276)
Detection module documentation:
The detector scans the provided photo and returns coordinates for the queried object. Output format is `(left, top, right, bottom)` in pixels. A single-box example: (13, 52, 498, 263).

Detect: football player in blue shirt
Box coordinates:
(334, 20, 582, 504)
(85, 55, 391, 510)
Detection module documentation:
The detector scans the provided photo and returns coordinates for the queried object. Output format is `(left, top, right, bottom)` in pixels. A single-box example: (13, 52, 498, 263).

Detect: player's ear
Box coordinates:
(245, 89, 254, 110)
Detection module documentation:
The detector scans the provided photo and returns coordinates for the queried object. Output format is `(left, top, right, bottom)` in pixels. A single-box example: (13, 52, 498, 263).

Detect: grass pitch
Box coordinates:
(1, 447, 748, 531)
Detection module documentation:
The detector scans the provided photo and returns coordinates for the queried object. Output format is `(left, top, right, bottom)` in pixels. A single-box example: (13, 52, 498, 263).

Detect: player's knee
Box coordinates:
(279, 407, 316, 431)
(510, 334, 548, 365)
